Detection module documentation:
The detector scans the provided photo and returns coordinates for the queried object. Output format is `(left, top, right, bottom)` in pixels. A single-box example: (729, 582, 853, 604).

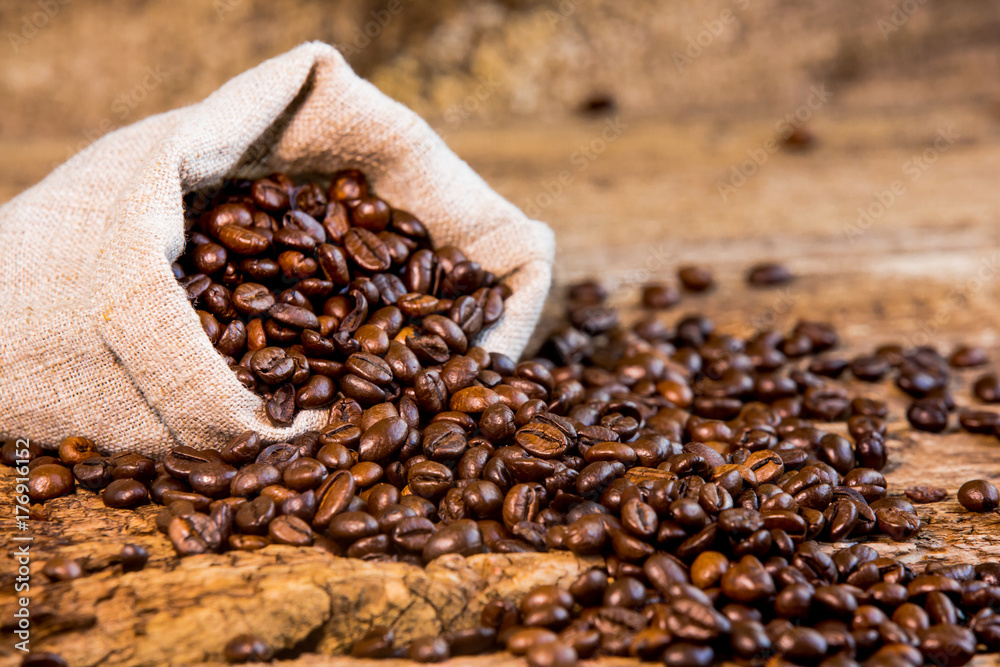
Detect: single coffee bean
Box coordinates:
(103, 479, 150, 509)
(58, 436, 99, 465)
(223, 633, 272, 663)
(42, 555, 82, 582)
(73, 457, 114, 490)
(747, 262, 794, 286)
(905, 485, 947, 503)
(28, 463, 75, 501)
(169, 513, 221, 555)
(678, 265, 714, 292)
(959, 479, 1000, 512)
(120, 543, 150, 572)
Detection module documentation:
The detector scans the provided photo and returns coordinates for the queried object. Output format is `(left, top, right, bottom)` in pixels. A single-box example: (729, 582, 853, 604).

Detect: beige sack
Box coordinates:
(0, 42, 554, 458)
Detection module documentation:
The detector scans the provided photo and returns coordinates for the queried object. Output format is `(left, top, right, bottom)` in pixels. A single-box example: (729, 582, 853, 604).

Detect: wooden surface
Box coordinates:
(4, 104, 1000, 665)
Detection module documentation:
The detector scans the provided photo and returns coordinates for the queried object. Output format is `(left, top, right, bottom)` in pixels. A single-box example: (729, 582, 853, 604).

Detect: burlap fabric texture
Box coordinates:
(0, 42, 555, 458)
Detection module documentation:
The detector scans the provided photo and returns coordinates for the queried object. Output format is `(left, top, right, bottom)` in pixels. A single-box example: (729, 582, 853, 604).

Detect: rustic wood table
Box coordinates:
(3, 104, 1000, 665)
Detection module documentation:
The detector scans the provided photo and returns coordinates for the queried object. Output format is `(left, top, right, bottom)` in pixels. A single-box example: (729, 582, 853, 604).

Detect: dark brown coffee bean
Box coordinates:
(234, 495, 276, 535)
(169, 513, 221, 555)
(526, 641, 577, 667)
(422, 518, 483, 561)
(678, 265, 714, 292)
(28, 463, 74, 502)
(268, 515, 314, 546)
(409, 636, 451, 663)
(905, 485, 947, 503)
(920, 623, 976, 667)
(41, 555, 82, 582)
(223, 632, 272, 663)
(875, 508, 921, 541)
(73, 457, 114, 490)
(959, 479, 999, 512)
(119, 543, 150, 572)
(516, 423, 569, 459)
(266, 384, 297, 425)
(747, 262, 794, 286)
(907, 399, 949, 432)
(344, 228, 391, 272)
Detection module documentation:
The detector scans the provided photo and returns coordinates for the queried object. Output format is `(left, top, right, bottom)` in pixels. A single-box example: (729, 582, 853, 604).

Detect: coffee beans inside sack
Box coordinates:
(15, 169, 1000, 665)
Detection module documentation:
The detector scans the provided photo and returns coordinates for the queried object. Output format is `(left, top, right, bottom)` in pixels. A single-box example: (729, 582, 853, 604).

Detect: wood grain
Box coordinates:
(3, 105, 1000, 665)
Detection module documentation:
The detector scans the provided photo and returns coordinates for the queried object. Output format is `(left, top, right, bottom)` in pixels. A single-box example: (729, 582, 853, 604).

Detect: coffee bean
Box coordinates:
(268, 515, 314, 546)
(959, 479, 999, 512)
(223, 633, 272, 663)
(907, 399, 949, 432)
(103, 479, 149, 508)
(422, 519, 483, 561)
(516, 423, 569, 459)
(526, 641, 577, 667)
(408, 636, 451, 663)
(120, 543, 150, 572)
(905, 485, 947, 503)
(57, 436, 99, 465)
(920, 624, 976, 667)
(169, 513, 221, 555)
(641, 284, 680, 309)
(28, 463, 74, 501)
(747, 262, 794, 286)
(19, 653, 69, 667)
(678, 265, 714, 292)
(42, 555, 82, 582)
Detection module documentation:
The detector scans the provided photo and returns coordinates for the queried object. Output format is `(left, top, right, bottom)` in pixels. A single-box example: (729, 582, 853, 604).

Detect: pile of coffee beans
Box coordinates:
(174, 171, 508, 424)
(10, 173, 1000, 666)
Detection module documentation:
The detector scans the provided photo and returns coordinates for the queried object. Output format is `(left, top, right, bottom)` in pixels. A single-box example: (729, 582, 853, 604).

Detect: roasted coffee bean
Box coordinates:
(958, 479, 999, 512)
(526, 641, 577, 667)
(907, 399, 949, 433)
(169, 513, 221, 555)
(235, 495, 276, 534)
(28, 463, 75, 501)
(974, 373, 1000, 403)
(102, 479, 149, 508)
(223, 633, 272, 663)
(73, 457, 115, 490)
(641, 283, 680, 309)
(58, 436, 99, 465)
(959, 408, 1000, 434)
(905, 485, 947, 503)
(920, 624, 976, 667)
(42, 555, 82, 582)
(408, 636, 451, 663)
(120, 543, 150, 572)
(516, 422, 569, 459)
(747, 262, 794, 286)
(678, 265, 714, 292)
(422, 518, 483, 561)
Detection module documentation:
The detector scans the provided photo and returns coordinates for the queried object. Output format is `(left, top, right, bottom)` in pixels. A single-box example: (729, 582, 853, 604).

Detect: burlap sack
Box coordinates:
(0, 42, 554, 458)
